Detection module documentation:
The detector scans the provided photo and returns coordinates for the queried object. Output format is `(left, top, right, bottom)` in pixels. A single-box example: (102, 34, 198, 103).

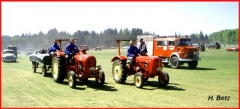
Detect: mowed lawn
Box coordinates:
(1, 45, 239, 108)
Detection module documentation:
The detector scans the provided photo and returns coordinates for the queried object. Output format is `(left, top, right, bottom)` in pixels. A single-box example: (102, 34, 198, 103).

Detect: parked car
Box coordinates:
(226, 46, 239, 51)
(2, 49, 17, 62)
(26, 51, 34, 56)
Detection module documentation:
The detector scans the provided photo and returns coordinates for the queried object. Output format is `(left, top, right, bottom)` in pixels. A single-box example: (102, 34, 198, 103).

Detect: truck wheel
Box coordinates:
(134, 72, 144, 88)
(32, 61, 36, 73)
(68, 71, 76, 88)
(42, 65, 47, 77)
(188, 61, 198, 69)
(96, 70, 105, 86)
(112, 60, 127, 84)
(158, 71, 169, 86)
(52, 56, 65, 83)
(170, 56, 180, 69)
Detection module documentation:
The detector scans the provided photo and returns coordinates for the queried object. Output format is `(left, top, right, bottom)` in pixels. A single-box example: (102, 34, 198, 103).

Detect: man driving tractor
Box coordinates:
(48, 40, 60, 54)
(65, 38, 79, 65)
(127, 40, 140, 68)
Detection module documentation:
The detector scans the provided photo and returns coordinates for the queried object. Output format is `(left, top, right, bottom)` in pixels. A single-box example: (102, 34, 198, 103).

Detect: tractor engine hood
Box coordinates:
(74, 54, 96, 72)
(136, 56, 162, 75)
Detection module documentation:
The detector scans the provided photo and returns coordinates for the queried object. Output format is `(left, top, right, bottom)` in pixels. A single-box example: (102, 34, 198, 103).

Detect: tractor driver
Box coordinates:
(138, 38, 148, 55)
(127, 40, 140, 68)
(65, 38, 79, 65)
(48, 40, 60, 55)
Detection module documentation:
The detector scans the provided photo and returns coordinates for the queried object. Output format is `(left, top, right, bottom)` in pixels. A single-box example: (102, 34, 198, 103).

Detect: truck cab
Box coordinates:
(137, 35, 201, 69)
(6, 45, 18, 57)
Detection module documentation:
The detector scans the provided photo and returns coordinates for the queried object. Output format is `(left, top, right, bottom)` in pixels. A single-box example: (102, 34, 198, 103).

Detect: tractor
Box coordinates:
(111, 40, 169, 88)
(51, 39, 105, 88)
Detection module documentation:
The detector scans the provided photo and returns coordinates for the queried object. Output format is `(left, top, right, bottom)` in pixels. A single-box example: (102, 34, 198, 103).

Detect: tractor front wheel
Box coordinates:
(96, 70, 105, 86)
(158, 71, 169, 86)
(134, 72, 144, 88)
(112, 60, 127, 84)
(68, 71, 76, 88)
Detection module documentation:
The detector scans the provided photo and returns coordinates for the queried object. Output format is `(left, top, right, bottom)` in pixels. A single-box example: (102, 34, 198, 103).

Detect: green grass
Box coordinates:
(1, 46, 239, 108)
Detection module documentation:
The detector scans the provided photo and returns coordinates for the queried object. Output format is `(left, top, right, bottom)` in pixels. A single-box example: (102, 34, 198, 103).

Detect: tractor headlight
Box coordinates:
(193, 52, 199, 58)
(144, 63, 148, 68)
(156, 66, 162, 71)
(13, 55, 16, 58)
(184, 54, 188, 58)
(78, 65, 83, 70)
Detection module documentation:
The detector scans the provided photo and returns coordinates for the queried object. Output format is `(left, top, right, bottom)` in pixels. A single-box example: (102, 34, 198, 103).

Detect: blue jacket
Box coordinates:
(65, 43, 79, 55)
(127, 46, 140, 57)
(48, 44, 60, 54)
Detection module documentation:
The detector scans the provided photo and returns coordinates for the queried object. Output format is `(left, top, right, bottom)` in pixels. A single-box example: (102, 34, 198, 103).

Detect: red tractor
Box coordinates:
(51, 39, 105, 88)
(111, 40, 169, 88)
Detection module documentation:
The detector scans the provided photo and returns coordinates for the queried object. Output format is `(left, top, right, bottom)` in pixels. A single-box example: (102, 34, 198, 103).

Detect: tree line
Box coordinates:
(2, 28, 238, 51)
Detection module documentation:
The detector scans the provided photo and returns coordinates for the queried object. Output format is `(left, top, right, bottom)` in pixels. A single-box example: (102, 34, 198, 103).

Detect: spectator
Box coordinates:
(138, 38, 148, 55)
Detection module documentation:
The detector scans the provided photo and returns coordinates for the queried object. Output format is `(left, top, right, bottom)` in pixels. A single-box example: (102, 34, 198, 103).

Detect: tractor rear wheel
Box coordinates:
(51, 56, 65, 83)
(158, 71, 169, 86)
(170, 56, 180, 69)
(134, 72, 144, 88)
(68, 71, 76, 88)
(112, 60, 127, 84)
(188, 61, 198, 69)
(32, 61, 37, 73)
(96, 70, 105, 86)
(42, 65, 47, 77)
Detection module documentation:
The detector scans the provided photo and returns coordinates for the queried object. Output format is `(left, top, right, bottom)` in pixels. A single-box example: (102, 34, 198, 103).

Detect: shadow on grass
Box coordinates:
(164, 65, 216, 70)
(34, 71, 53, 78)
(123, 81, 186, 91)
(34, 72, 117, 91)
(58, 79, 118, 91)
(2, 61, 20, 63)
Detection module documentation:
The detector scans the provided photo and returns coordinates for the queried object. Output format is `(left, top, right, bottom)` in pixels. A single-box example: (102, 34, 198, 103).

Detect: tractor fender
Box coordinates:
(54, 52, 65, 58)
(111, 55, 127, 62)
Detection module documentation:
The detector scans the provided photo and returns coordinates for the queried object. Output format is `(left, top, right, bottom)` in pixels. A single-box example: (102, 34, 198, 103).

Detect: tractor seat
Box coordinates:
(127, 57, 133, 60)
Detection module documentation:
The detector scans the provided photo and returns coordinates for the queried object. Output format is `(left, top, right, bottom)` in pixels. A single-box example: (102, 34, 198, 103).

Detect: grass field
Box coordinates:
(1, 45, 239, 108)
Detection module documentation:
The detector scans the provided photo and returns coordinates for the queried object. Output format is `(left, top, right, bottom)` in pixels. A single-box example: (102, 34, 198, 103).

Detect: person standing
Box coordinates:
(138, 38, 148, 55)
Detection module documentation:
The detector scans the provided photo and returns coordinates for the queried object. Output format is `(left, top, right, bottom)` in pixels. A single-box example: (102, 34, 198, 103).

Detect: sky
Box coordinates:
(1, 2, 239, 36)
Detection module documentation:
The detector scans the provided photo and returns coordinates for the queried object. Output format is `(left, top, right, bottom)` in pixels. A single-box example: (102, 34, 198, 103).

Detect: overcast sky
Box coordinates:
(1, 2, 239, 36)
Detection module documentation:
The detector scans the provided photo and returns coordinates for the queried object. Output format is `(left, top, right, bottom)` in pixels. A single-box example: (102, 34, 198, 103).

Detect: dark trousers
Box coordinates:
(66, 54, 74, 65)
(128, 57, 136, 68)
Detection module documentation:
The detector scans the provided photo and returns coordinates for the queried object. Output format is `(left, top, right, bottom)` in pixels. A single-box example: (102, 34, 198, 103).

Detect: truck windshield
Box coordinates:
(7, 47, 17, 52)
(4, 50, 14, 54)
(178, 39, 192, 46)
